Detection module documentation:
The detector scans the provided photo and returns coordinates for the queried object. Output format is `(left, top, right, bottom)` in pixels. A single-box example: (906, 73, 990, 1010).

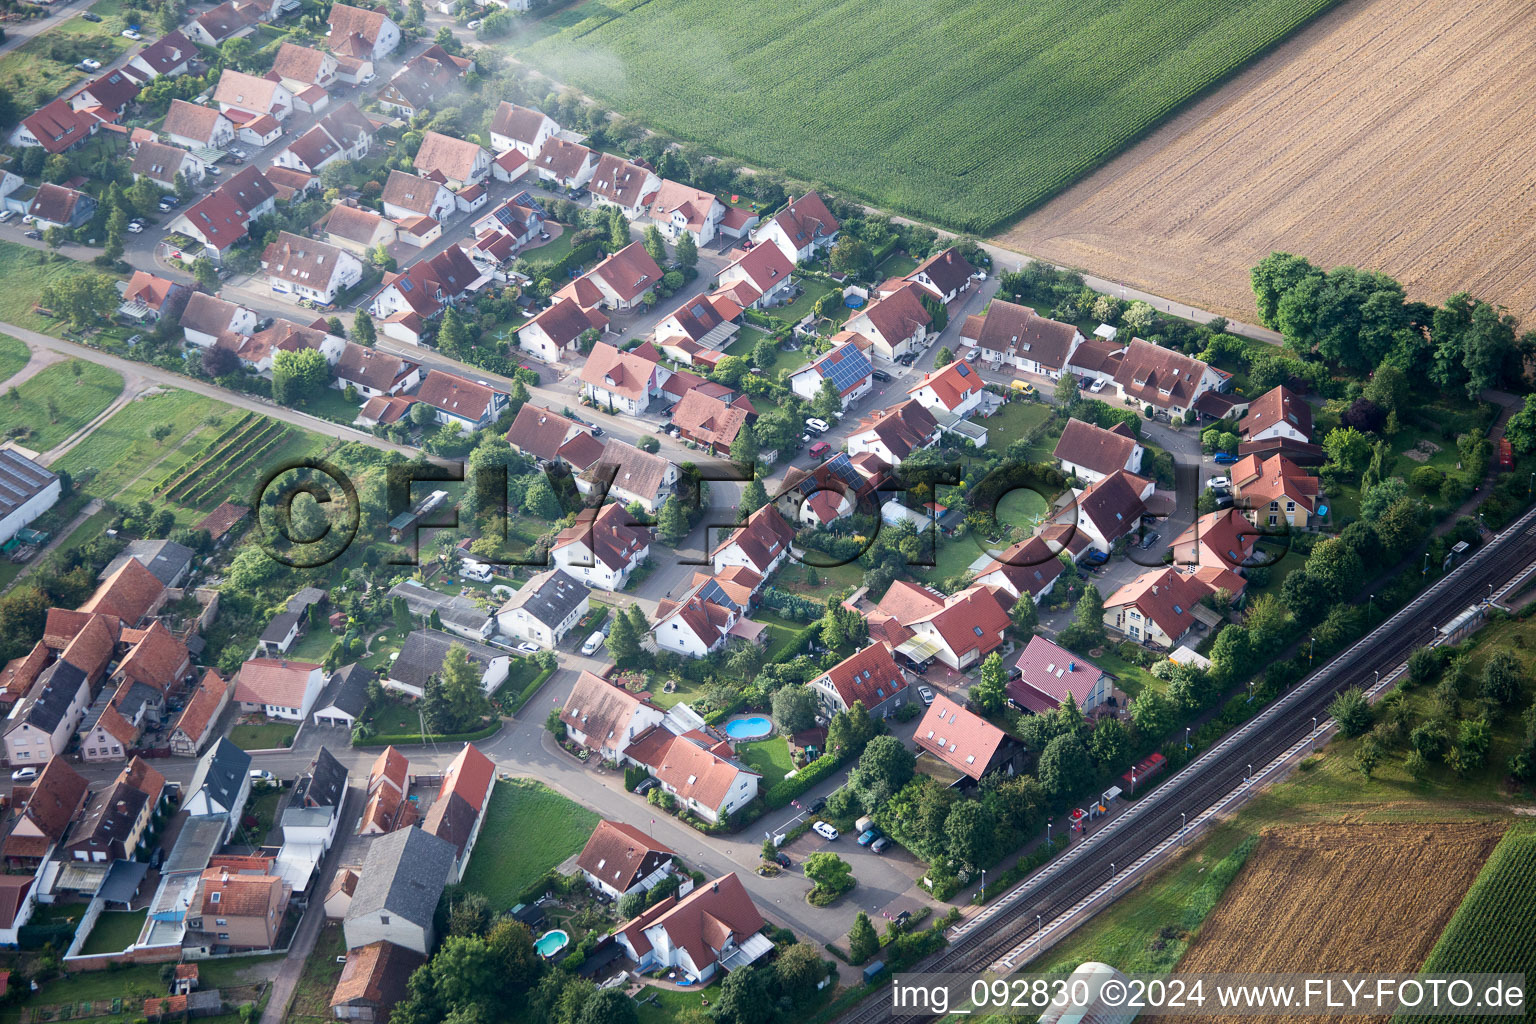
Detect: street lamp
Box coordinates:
(1309, 635, 1316, 663)
(1368, 593, 1374, 619)
(980, 869, 986, 900)
(1179, 811, 1187, 844)
(1184, 726, 1191, 751)
(1047, 822, 1053, 848)
(1312, 716, 1318, 752)
(1423, 551, 1430, 576)
(1246, 763, 1252, 782)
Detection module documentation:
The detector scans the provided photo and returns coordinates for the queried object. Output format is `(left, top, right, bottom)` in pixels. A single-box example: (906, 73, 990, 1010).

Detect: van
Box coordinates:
(459, 563, 493, 582)
(580, 630, 605, 656)
(1010, 379, 1034, 395)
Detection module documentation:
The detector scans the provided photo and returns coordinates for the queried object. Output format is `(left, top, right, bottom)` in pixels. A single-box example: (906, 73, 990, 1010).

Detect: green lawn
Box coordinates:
(725, 326, 805, 382)
(517, 0, 1340, 233)
(996, 487, 1048, 530)
(636, 982, 720, 1024)
(738, 736, 794, 790)
(982, 400, 1054, 453)
(774, 558, 865, 595)
(0, 954, 277, 1024)
(460, 779, 599, 910)
(286, 626, 337, 662)
(296, 387, 363, 425)
(0, 15, 134, 108)
(522, 224, 579, 268)
(0, 334, 29, 384)
(775, 277, 838, 325)
(364, 697, 419, 734)
(229, 720, 297, 751)
(876, 251, 920, 278)
(0, 243, 120, 333)
(0, 360, 123, 451)
(78, 909, 147, 955)
(288, 923, 348, 1024)
(53, 389, 226, 504)
(240, 787, 283, 843)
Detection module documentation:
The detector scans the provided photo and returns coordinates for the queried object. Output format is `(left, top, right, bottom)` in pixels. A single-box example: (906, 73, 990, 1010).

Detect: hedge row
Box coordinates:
(526, 239, 602, 283)
(504, 664, 557, 715)
(704, 692, 751, 726)
(354, 720, 504, 748)
(765, 751, 846, 809)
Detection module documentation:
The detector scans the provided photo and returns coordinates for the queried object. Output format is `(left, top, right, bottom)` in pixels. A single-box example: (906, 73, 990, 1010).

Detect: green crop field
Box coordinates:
(0, 360, 122, 452)
(1398, 823, 1536, 1023)
(516, 0, 1341, 231)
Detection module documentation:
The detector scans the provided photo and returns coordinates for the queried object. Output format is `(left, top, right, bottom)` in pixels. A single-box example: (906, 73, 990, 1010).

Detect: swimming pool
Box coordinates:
(724, 716, 773, 740)
(535, 929, 570, 957)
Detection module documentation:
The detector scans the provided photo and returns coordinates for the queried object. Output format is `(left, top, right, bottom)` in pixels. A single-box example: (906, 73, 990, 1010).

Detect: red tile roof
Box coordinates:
(617, 872, 763, 965)
(852, 400, 938, 460)
(1105, 567, 1203, 641)
(417, 369, 504, 422)
(768, 192, 839, 250)
(436, 742, 493, 814)
(853, 283, 931, 345)
(814, 643, 908, 710)
(413, 131, 485, 183)
(21, 100, 93, 154)
(1239, 385, 1312, 440)
(973, 535, 1065, 600)
(910, 586, 1011, 663)
(554, 502, 649, 571)
(1008, 635, 1106, 713)
(116, 620, 187, 691)
(906, 360, 981, 412)
(577, 820, 675, 892)
(234, 658, 319, 709)
(1053, 418, 1140, 478)
(579, 341, 660, 402)
(330, 940, 424, 1011)
(914, 699, 1005, 780)
(174, 670, 229, 746)
(713, 505, 795, 575)
(1113, 338, 1212, 410)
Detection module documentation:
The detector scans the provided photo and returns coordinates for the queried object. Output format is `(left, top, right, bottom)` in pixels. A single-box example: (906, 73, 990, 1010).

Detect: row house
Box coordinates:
(420, 743, 495, 883)
(63, 757, 166, 862)
(169, 166, 279, 262)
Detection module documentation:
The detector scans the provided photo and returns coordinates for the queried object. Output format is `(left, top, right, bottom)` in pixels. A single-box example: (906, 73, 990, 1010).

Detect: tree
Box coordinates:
(636, 435, 661, 453)
(192, 256, 220, 292)
(1055, 373, 1080, 408)
(972, 651, 1006, 715)
(827, 700, 877, 757)
(227, 547, 279, 591)
(271, 348, 330, 405)
(522, 477, 562, 519)
(1090, 717, 1129, 770)
(485, 919, 542, 995)
(674, 231, 698, 268)
(1305, 538, 1363, 601)
(771, 684, 817, 732)
(1121, 300, 1156, 335)
(712, 964, 774, 1024)
(851, 734, 914, 809)
(729, 422, 758, 467)
(751, 335, 778, 370)
(739, 479, 768, 518)
(1129, 688, 1173, 741)
(437, 307, 469, 357)
(1010, 591, 1038, 634)
(933, 346, 953, 368)
(813, 378, 843, 420)
(617, 890, 645, 919)
(448, 891, 492, 936)
(202, 345, 239, 379)
(38, 274, 119, 329)
(431, 646, 490, 733)
(772, 942, 824, 1006)
(656, 495, 688, 546)
(353, 310, 377, 346)
(1480, 650, 1523, 707)
(803, 851, 853, 891)
(577, 989, 637, 1024)
(944, 798, 997, 868)
(1323, 427, 1371, 475)
(605, 609, 640, 663)
(829, 236, 870, 274)
(1407, 647, 1440, 688)
(642, 225, 668, 265)
(1329, 687, 1372, 737)
(1037, 732, 1092, 799)
(392, 595, 414, 634)
(1058, 585, 1105, 650)
(607, 210, 629, 251)
(847, 912, 879, 963)
(411, 401, 436, 427)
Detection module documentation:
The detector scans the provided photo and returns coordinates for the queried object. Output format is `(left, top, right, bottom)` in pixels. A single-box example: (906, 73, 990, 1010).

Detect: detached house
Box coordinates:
(844, 282, 932, 361)
(343, 826, 455, 955)
(1173, 507, 1260, 571)
(381, 169, 455, 225)
(899, 585, 1012, 672)
(646, 179, 725, 245)
(170, 167, 279, 260)
(359, 745, 411, 835)
(271, 42, 338, 92)
(913, 699, 1017, 783)
(490, 102, 558, 157)
(717, 243, 794, 310)
(671, 389, 754, 456)
(651, 577, 756, 660)
(1230, 453, 1320, 528)
(28, 184, 96, 230)
(331, 343, 420, 399)
(118, 270, 191, 323)
(128, 31, 195, 81)
(624, 722, 760, 824)
(495, 569, 589, 650)
(790, 342, 872, 410)
(557, 242, 664, 313)
(652, 291, 741, 367)
(162, 100, 235, 151)
(504, 403, 598, 465)
(1112, 338, 1227, 420)
(552, 503, 650, 591)
(533, 137, 598, 190)
(235, 658, 325, 720)
(213, 70, 293, 123)
(1104, 567, 1212, 650)
(327, 3, 402, 61)
(580, 342, 672, 415)
(972, 535, 1065, 603)
(906, 360, 985, 419)
(261, 232, 362, 306)
(589, 153, 661, 219)
(753, 191, 839, 262)
(576, 440, 678, 514)
(959, 299, 1083, 378)
(10, 99, 96, 153)
(415, 370, 509, 431)
(181, 293, 257, 348)
(1239, 385, 1313, 445)
(130, 140, 206, 190)
(420, 743, 495, 883)
(578, 821, 675, 900)
(186, 0, 261, 46)
(377, 46, 471, 119)
(614, 872, 768, 981)
(413, 131, 490, 190)
(368, 245, 486, 344)
(809, 642, 911, 723)
(560, 671, 666, 763)
(320, 204, 397, 255)
(1053, 418, 1145, 485)
(68, 70, 141, 118)
(1009, 635, 1111, 714)
(846, 399, 938, 467)
(519, 298, 608, 364)
(189, 866, 290, 952)
(1058, 468, 1156, 554)
(710, 505, 795, 579)
(330, 942, 425, 1024)
(386, 630, 509, 699)
(905, 247, 978, 304)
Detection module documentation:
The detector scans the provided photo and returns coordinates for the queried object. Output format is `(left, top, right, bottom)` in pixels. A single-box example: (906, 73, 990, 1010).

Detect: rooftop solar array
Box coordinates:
(0, 449, 58, 517)
(817, 343, 872, 393)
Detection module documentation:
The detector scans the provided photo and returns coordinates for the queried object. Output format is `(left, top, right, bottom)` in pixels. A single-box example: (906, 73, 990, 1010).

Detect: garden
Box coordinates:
(0, 360, 123, 452)
(459, 779, 599, 910)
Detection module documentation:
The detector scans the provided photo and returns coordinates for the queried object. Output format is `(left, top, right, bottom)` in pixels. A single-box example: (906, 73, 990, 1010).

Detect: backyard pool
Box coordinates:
(535, 929, 570, 957)
(724, 716, 773, 740)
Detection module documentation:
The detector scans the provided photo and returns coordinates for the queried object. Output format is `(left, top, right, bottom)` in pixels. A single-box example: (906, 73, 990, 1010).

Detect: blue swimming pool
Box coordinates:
(724, 716, 773, 740)
(535, 929, 570, 957)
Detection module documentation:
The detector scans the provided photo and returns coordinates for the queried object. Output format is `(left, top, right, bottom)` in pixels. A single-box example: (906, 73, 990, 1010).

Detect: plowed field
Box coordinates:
(1000, 0, 1536, 322)
(1176, 823, 1506, 1023)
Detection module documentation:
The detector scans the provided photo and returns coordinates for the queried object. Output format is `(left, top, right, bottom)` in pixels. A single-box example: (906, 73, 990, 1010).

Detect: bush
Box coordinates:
(765, 751, 846, 808)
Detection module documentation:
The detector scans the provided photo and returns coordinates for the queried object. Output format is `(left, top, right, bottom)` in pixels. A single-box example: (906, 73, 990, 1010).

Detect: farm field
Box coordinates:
(515, 0, 1343, 233)
(1399, 823, 1536, 1024)
(1176, 823, 1505, 1023)
(0, 360, 123, 451)
(1002, 0, 1536, 323)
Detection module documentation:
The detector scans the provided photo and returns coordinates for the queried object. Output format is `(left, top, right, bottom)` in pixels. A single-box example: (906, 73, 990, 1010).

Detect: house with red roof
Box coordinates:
(646, 179, 726, 245)
(896, 585, 1012, 671)
(504, 403, 595, 465)
(797, 487, 854, 527)
(1056, 469, 1156, 554)
(652, 291, 741, 367)
(1173, 507, 1261, 572)
(913, 698, 1018, 784)
(519, 298, 608, 364)
(1103, 567, 1230, 650)
(533, 137, 598, 190)
(327, 2, 401, 60)
(846, 399, 938, 467)
(751, 192, 839, 262)
(490, 101, 559, 157)
(650, 574, 762, 660)
(168, 167, 278, 259)
(368, 245, 487, 343)
(360, 745, 412, 835)
(710, 505, 795, 578)
(589, 153, 661, 220)
(234, 658, 324, 720)
(561, 670, 666, 763)
(845, 282, 933, 361)
(614, 871, 769, 980)
(577, 820, 677, 900)
(1238, 385, 1313, 444)
(556, 242, 664, 313)
(906, 360, 985, 419)
(789, 342, 873, 410)
(575, 439, 678, 513)
(809, 643, 912, 723)
(552, 502, 651, 592)
(171, 670, 231, 757)
(1, 759, 88, 868)
(9, 99, 96, 154)
(959, 299, 1083, 378)
(579, 341, 672, 416)
(1112, 338, 1227, 420)
(80, 558, 166, 626)
(671, 389, 754, 456)
(972, 535, 1065, 602)
(117, 271, 190, 323)
(1053, 418, 1145, 485)
(1230, 454, 1321, 529)
(717, 243, 795, 310)
(1008, 635, 1111, 714)
(68, 70, 141, 118)
(623, 711, 760, 823)
(415, 369, 509, 431)
(422, 743, 495, 882)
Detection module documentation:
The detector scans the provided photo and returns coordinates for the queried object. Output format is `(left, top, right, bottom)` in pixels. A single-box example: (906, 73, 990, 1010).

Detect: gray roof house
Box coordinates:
(342, 826, 456, 955)
(494, 568, 589, 650)
(311, 663, 368, 728)
(387, 579, 493, 641)
(184, 737, 251, 842)
(292, 746, 347, 810)
(385, 629, 511, 700)
(100, 539, 196, 589)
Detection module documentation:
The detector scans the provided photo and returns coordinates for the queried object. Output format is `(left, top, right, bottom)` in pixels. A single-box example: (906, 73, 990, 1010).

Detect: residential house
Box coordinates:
(1063, 336, 1126, 385)
(331, 52, 376, 86)
(329, 941, 425, 1024)
(798, 486, 854, 527)
(257, 587, 326, 656)
(28, 184, 96, 230)
(579, 342, 672, 415)
(651, 577, 757, 660)
(0, 758, 89, 868)
(68, 70, 141, 118)
(181, 293, 257, 348)
(1053, 418, 1145, 485)
(1230, 453, 1320, 529)
(100, 538, 194, 589)
(560, 671, 665, 763)
(170, 167, 279, 260)
(375, 45, 470, 118)
(897, 585, 1013, 671)
(494, 569, 589, 650)
(716, 243, 794, 310)
(752, 192, 839, 262)
(533, 137, 598, 190)
(1058, 469, 1156, 554)
(489, 102, 558, 157)
(359, 746, 410, 835)
(844, 283, 932, 361)
(310, 663, 369, 729)
(904, 247, 978, 304)
(279, 747, 348, 877)
(651, 291, 741, 366)
(557, 242, 664, 313)
(0, 875, 35, 946)
(162, 100, 235, 150)
(342, 826, 457, 955)
(368, 245, 486, 344)
(1104, 567, 1213, 650)
(1112, 338, 1227, 420)
(380, 169, 455, 224)
(1173, 507, 1260, 572)
(588, 154, 660, 219)
(645, 179, 725, 245)
(272, 124, 346, 172)
(385, 629, 509, 699)
(130, 141, 205, 191)
(518, 298, 608, 364)
(577, 820, 676, 900)
(261, 232, 363, 306)
(319, 204, 397, 255)
(325, 868, 359, 919)
(1007, 635, 1111, 714)
(624, 720, 760, 824)
(171, 670, 231, 756)
(386, 579, 493, 642)
(415, 370, 509, 431)
(188, 867, 289, 952)
(906, 360, 985, 419)
(503, 403, 595, 465)
(809, 642, 911, 722)
(271, 42, 338, 92)
(670, 389, 753, 456)
(959, 299, 1083, 378)
(710, 504, 795, 578)
(10, 99, 96, 153)
(971, 535, 1065, 603)
(412, 131, 490, 190)
(128, 31, 195, 81)
(1239, 385, 1313, 445)
(186, 0, 262, 46)
(469, 192, 545, 260)
(197, 502, 251, 547)
(79, 558, 166, 626)
(846, 399, 938, 467)
(185, 738, 252, 842)
(420, 743, 495, 883)
(789, 342, 872, 410)
(330, 343, 420, 402)
(327, 3, 402, 61)
(4, 654, 97, 765)
(613, 872, 769, 981)
(63, 757, 165, 862)
(213, 70, 293, 123)
(234, 658, 325, 720)
(551, 503, 650, 592)
(913, 699, 1017, 783)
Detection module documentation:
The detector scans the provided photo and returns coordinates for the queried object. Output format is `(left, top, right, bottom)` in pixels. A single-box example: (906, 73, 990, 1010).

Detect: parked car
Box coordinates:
(918, 685, 935, 705)
(514, 641, 540, 655)
(872, 369, 892, 383)
(858, 829, 879, 845)
(121, 28, 142, 39)
(254, 317, 275, 331)
(1080, 376, 1094, 388)
(10, 768, 37, 782)
(228, 147, 248, 160)
(157, 198, 178, 213)
(1083, 549, 1110, 566)
(77, 59, 102, 71)
(1139, 530, 1160, 550)
(871, 837, 890, 853)
(773, 852, 791, 868)
(580, 631, 605, 656)
(1010, 379, 1035, 395)
(812, 821, 839, 841)
(809, 796, 827, 814)
(249, 769, 276, 783)
(805, 417, 831, 433)
(1213, 452, 1240, 464)
(23, 230, 41, 240)
(1089, 378, 1107, 393)
(81, 11, 103, 20)
(632, 777, 658, 796)
(206, 165, 221, 176)
(466, 18, 482, 28)
(127, 220, 144, 233)
(808, 441, 831, 459)
(21, 214, 34, 225)
(0, 211, 12, 224)
(1207, 476, 1231, 490)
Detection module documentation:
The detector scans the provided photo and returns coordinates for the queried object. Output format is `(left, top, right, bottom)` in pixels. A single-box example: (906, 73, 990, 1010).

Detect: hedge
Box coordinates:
(765, 751, 846, 808)
(704, 692, 751, 726)
(503, 664, 557, 715)
(354, 719, 504, 748)
(527, 239, 602, 282)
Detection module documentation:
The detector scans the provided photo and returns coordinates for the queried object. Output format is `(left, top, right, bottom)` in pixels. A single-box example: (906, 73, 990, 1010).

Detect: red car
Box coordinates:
(809, 441, 831, 459)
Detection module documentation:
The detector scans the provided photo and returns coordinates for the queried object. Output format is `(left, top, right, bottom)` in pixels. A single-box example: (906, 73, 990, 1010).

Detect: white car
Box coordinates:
(78, 58, 102, 71)
(580, 630, 606, 656)
(805, 417, 831, 433)
(514, 641, 540, 655)
(121, 28, 142, 39)
(466, 18, 481, 28)
(1089, 378, 1106, 393)
(126, 220, 144, 233)
(0, 211, 13, 224)
(1207, 476, 1231, 491)
(21, 214, 34, 225)
(812, 821, 839, 841)
(10, 767, 37, 782)
(249, 769, 276, 784)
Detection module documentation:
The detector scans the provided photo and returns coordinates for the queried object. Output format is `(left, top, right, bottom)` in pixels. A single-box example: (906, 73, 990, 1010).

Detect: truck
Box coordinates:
(855, 816, 875, 835)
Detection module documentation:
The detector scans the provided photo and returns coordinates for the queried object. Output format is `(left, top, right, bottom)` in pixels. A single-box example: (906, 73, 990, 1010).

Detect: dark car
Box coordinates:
(633, 777, 658, 796)
(82, 11, 103, 20)
(1140, 530, 1160, 550)
(809, 796, 827, 814)
(872, 369, 893, 383)
(773, 852, 791, 868)
(23, 230, 41, 240)
(254, 317, 274, 331)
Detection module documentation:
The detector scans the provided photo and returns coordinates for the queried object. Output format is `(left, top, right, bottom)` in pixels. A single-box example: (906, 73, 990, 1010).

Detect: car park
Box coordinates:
(813, 821, 839, 841)
(10, 768, 37, 782)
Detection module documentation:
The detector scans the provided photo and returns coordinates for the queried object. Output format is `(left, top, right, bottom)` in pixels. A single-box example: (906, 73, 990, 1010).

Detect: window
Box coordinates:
(380, 915, 390, 925)
(215, 918, 227, 927)
(210, 891, 221, 904)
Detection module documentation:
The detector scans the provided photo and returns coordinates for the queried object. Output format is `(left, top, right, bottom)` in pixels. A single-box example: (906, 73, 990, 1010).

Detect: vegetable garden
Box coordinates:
(516, 0, 1342, 232)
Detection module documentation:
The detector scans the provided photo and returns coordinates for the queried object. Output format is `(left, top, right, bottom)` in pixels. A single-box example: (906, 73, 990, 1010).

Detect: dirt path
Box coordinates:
(39, 375, 147, 466)
(0, 344, 64, 393)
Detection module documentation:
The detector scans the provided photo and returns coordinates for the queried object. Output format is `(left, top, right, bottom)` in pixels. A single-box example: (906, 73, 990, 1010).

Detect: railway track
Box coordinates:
(838, 504, 1536, 1024)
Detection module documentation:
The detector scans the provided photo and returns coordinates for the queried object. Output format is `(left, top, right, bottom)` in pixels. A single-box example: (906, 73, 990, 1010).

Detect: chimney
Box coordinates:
(711, 882, 718, 894)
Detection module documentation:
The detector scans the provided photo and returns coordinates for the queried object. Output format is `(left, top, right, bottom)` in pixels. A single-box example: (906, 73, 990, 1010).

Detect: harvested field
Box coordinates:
(1000, 0, 1536, 323)
(1177, 823, 1506, 1023)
